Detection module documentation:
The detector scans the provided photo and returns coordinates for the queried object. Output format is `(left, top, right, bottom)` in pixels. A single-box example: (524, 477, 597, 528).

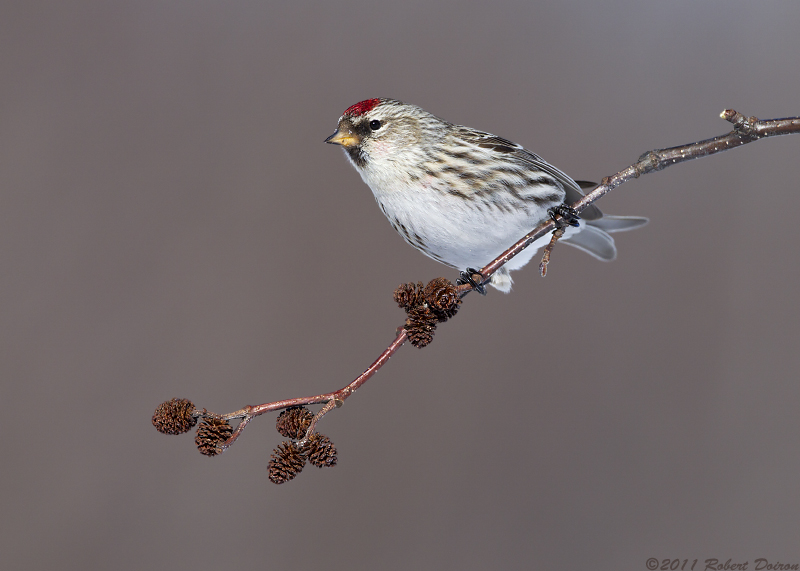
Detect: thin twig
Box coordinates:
(217, 330, 408, 448)
(207, 110, 799, 450)
(539, 227, 566, 277)
(301, 399, 339, 444)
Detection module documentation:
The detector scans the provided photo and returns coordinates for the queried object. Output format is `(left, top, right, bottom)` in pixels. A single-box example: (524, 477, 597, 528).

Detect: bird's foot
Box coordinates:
(548, 204, 581, 228)
(457, 268, 487, 296)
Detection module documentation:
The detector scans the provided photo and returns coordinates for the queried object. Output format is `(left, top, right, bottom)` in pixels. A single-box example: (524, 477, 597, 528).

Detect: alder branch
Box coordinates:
(214, 332, 405, 451)
(478, 110, 800, 286)
(153, 110, 800, 478)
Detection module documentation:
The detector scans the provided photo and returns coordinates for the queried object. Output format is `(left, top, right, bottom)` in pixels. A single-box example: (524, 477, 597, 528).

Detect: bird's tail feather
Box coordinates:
(587, 215, 649, 233)
(561, 224, 617, 261)
(490, 214, 647, 291)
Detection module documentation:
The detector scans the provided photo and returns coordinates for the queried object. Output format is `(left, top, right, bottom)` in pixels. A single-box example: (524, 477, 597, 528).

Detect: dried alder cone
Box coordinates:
(305, 432, 338, 468)
(151, 399, 339, 484)
(195, 416, 233, 456)
(152, 398, 197, 435)
(266, 434, 340, 484)
(393, 281, 424, 310)
(276, 406, 313, 439)
(268, 441, 307, 484)
(423, 277, 461, 321)
(268, 406, 339, 484)
(405, 305, 438, 347)
(395, 277, 462, 347)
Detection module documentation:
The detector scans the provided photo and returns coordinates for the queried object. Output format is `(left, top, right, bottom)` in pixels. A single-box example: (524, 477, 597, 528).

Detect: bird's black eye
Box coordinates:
(369, 119, 382, 131)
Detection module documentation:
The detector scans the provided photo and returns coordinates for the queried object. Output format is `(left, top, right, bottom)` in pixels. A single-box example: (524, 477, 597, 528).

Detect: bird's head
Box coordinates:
(325, 98, 442, 170)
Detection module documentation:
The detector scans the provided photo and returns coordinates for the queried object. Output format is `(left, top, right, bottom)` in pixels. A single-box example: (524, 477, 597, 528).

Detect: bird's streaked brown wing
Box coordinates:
(453, 127, 603, 220)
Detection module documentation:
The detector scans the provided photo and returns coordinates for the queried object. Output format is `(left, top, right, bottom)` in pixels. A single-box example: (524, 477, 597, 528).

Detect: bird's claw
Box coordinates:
(457, 268, 487, 295)
(548, 204, 581, 228)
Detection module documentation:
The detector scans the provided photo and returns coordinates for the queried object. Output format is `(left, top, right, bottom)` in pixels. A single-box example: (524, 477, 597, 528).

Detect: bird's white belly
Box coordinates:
(371, 178, 556, 270)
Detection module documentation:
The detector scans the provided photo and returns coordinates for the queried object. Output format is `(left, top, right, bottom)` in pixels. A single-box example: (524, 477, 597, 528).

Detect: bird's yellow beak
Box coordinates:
(325, 123, 360, 148)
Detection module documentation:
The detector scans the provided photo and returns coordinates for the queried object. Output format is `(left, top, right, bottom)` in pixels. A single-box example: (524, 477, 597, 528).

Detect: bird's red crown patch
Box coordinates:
(343, 99, 381, 117)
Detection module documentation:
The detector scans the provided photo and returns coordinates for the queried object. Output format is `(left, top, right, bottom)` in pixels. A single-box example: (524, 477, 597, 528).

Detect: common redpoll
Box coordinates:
(325, 98, 647, 292)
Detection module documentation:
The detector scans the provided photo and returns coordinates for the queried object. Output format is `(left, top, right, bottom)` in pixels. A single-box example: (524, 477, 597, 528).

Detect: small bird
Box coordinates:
(325, 98, 647, 292)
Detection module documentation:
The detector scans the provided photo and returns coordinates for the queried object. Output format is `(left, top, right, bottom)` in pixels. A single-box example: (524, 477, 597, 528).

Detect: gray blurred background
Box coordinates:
(2, 1, 799, 569)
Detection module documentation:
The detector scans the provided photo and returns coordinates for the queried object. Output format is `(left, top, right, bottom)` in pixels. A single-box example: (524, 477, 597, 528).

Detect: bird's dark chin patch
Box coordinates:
(346, 147, 368, 168)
